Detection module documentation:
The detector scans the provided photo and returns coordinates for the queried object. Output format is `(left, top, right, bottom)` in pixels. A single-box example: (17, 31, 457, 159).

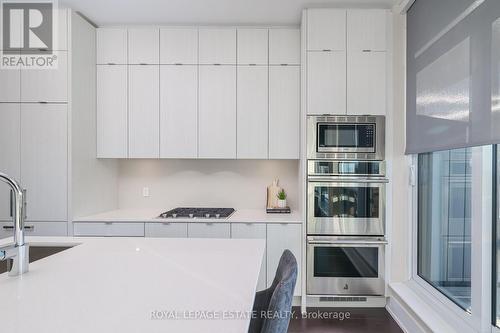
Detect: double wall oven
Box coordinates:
(306, 115, 387, 296)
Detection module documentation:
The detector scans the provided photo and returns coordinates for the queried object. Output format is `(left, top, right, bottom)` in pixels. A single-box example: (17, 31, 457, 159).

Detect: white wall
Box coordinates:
(70, 11, 120, 219)
(117, 160, 299, 210)
(389, 9, 411, 283)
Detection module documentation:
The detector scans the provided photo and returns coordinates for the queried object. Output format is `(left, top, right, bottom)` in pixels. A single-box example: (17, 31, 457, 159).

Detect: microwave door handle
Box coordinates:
(308, 240, 388, 245)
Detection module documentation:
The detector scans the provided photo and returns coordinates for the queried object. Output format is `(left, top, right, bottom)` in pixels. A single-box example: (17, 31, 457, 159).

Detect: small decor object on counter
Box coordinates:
(277, 189, 287, 208)
(267, 179, 282, 209)
(266, 179, 291, 213)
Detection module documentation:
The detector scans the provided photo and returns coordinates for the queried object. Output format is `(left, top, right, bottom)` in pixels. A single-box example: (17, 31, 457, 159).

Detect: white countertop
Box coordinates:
(74, 208, 302, 224)
(0, 236, 265, 333)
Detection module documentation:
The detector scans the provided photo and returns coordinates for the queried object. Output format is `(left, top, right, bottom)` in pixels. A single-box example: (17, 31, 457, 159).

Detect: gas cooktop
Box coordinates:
(158, 207, 235, 219)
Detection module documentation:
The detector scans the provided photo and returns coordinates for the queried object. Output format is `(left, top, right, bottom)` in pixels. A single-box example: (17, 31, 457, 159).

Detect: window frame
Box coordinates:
(409, 146, 493, 332)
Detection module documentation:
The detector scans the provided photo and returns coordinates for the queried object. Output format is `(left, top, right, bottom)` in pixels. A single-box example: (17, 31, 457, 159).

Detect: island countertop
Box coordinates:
(73, 208, 303, 224)
(0, 236, 265, 333)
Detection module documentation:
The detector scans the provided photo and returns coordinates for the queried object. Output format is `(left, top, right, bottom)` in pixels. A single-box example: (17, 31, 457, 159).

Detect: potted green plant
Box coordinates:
(276, 189, 287, 208)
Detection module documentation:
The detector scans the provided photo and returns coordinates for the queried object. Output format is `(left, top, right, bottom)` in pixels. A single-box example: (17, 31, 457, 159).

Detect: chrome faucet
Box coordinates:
(0, 172, 29, 276)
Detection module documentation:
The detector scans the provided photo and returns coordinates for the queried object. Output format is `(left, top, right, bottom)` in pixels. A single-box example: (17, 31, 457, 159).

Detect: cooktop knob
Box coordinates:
(215, 214, 220, 219)
(172, 213, 177, 218)
(189, 213, 194, 218)
(205, 213, 210, 218)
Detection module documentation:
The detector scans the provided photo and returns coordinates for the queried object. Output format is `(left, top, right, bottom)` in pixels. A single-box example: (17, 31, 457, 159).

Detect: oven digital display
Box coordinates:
(317, 123, 375, 149)
(313, 247, 378, 278)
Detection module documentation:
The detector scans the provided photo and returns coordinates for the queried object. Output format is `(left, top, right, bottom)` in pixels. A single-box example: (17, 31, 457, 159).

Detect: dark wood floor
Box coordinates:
(288, 307, 403, 333)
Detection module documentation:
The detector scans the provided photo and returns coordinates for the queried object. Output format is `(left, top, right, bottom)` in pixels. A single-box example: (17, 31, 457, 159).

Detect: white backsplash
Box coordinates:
(118, 160, 299, 210)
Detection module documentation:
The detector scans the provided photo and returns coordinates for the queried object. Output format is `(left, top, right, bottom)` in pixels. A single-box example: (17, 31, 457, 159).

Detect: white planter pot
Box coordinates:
(277, 199, 287, 208)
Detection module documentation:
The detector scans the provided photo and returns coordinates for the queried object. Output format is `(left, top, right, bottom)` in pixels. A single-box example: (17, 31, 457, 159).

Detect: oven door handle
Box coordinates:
(307, 240, 388, 245)
(307, 176, 389, 183)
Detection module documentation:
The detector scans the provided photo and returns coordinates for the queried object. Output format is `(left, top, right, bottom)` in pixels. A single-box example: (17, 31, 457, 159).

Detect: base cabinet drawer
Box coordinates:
(0, 221, 67, 239)
(231, 223, 267, 291)
(145, 222, 188, 238)
(188, 223, 230, 239)
(73, 222, 144, 237)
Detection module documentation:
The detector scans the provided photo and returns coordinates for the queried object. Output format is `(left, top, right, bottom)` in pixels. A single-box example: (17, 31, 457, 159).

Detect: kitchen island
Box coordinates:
(0, 236, 265, 333)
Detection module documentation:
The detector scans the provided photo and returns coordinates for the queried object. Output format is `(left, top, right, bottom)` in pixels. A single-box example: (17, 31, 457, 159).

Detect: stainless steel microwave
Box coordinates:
(307, 115, 385, 160)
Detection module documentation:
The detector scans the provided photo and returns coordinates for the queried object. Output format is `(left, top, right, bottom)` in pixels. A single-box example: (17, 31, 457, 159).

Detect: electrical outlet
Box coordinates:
(142, 187, 150, 197)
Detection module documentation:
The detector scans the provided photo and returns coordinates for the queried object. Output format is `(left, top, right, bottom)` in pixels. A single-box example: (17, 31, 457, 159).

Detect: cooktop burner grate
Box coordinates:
(159, 207, 235, 219)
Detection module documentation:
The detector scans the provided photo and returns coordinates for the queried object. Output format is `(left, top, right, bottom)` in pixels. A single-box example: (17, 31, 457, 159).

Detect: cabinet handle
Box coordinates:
(322, 49, 331, 52)
(280, 64, 288, 66)
(107, 63, 117, 65)
(3, 225, 34, 230)
(38, 101, 48, 104)
(162, 222, 171, 225)
(174, 63, 183, 66)
(139, 63, 148, 65)
(213, 63, 221, 66)
(362, 49, 372, 53)
(104, 222, 113, 225)
(249, 63, 257, 66)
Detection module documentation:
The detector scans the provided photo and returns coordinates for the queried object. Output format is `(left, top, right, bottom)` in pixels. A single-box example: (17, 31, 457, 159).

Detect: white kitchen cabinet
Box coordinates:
(0, 104, 20, 221)
(54, 9, 68, 51)
(188, 223, 231, 238)
(231, 223, 267, 291)
(198, 66, 236, 158)
(128, 28, 160, 64)
(307, 51, 346, 115)
(97, 65, 128, 158)
(160, 28, 198, 64)
(269, 66, 300, 159)
(237, 28, 268, 65)
(199, 28, 236, 65)
(0, 67, 20, 102)
(145, 222, 188, 238)
(347, 10, 387, 51)
(73, 222, 145, 237)
(347, 51, 386, 115)
(21, 104, 67, 221)
(237, 66, 268, 159)
(128, 65, 160, 158)
(307, 9, 346, 51)
(266, 223, 301, 296)
(0, 221, 67, 239)
(160, 65, 198, 158)
(97, 28, 127, 64)
(269, 28, 300, 65)
(20, 51, 68, 103)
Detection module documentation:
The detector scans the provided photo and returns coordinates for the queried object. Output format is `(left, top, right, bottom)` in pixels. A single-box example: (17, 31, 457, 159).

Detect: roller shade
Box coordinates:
(406, 0, 500, 154)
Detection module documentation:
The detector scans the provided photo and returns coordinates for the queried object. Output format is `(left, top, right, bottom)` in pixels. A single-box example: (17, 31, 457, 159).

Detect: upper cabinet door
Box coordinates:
(347, 51, 386, 115)
(307, 9, 346, 51)
(0, 67, 20, 102)
(269, 28, 300, 65)
(128, 28, 160, 64)
(160, 65, 198, 158)
(160, 28, 198, 64)
(128, 65, 160, 158)
(20, 51, 68, 103)
(237, 66, 268, 159)
(21, 104, 67, 221)
(198, 66, 236, 158)
(199, 28, 236, 65)
(269, 66, 300, 159)
(347, 10, 387, 51)
(97, 65, 128, 158)
(97, 28, 127, 64)
(237, 28, 268, 65)
(307, 51, 346, 115)
(0, 104, 20, 221)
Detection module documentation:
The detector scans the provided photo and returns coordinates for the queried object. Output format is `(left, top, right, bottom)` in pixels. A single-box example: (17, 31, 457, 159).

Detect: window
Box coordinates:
(418, 148, 472, 311)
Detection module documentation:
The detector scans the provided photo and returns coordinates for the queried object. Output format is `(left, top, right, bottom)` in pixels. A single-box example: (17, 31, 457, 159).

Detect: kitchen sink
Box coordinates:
(0, 245, 74, 275)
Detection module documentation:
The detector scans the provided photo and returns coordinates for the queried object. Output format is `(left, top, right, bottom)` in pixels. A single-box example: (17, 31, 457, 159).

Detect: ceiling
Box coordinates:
(61, 0, 397, 26)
